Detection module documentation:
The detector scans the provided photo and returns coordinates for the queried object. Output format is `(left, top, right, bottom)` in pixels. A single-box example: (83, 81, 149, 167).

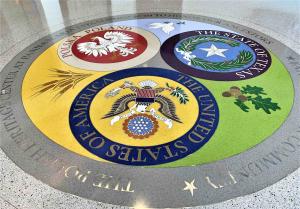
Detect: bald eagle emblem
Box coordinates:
(103, 80, 189, 138)
(77, 31, 137, 57)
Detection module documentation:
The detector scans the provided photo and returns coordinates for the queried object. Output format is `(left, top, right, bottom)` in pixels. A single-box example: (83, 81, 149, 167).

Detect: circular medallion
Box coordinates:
(1, 13, 299, 208)
(69, 68, 219, 166)
(58, 26, 160, 71)
(72, 30, 148, 63)
(161, 30, 272, 81)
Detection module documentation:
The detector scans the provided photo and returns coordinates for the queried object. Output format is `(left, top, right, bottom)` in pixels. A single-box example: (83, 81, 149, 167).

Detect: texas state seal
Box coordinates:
(161, 30, 272, 81)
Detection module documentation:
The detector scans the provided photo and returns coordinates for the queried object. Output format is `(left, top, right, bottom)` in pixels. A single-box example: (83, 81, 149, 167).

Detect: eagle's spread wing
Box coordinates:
(104, 31, 133, 44)
(77, 41, 108, 57)
(102, 93, 136, 119)
(155, 95, 182, 123)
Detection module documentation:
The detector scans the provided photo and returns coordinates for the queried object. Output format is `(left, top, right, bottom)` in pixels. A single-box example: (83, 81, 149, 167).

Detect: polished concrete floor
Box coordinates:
(0, 0, 300, 209)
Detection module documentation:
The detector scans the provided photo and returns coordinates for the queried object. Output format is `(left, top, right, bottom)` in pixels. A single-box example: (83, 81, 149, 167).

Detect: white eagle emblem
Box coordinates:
(77, 31, 137, 57)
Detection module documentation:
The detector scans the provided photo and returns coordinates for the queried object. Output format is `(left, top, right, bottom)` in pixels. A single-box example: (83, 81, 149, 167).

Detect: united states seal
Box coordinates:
(69, 67, 219, 165)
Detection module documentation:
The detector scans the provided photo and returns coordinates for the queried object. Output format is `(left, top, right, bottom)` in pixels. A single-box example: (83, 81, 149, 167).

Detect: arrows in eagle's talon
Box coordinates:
(165, 119, 173, 128)
(111, 116, 120, 125)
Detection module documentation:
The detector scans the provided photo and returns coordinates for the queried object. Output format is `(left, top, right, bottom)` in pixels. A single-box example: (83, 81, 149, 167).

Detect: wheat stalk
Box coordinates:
(32, 68, 92, 100)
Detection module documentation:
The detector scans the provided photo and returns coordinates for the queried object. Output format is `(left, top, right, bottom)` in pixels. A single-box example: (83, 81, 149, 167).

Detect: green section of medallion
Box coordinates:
(154, 52, 294, 168)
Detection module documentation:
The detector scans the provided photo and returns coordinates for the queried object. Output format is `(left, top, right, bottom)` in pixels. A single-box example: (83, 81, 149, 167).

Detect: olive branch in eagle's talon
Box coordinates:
(166, 83, 189, 104)
(32, 68, 92, 100)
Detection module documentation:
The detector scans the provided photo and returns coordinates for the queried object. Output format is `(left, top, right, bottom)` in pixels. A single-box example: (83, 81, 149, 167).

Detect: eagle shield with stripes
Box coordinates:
(103, 79, 189, 139)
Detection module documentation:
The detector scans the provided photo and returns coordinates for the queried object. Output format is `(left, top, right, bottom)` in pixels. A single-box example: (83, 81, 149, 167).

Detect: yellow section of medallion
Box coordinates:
(22, 41, 107, 161)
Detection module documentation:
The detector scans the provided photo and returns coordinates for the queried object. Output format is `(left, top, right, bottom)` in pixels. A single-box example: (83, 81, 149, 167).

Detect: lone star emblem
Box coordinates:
(183, 179, 198, 196)
(200, 43, 228, 58)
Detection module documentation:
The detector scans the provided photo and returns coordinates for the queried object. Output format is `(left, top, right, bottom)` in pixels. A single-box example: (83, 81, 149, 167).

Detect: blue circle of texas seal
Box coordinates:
(161, 30, 272, 81)
(69, 67, 219, 166)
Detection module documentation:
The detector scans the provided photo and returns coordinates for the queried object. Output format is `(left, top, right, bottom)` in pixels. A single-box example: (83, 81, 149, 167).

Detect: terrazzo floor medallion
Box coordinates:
(0, 13, 299, 208)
